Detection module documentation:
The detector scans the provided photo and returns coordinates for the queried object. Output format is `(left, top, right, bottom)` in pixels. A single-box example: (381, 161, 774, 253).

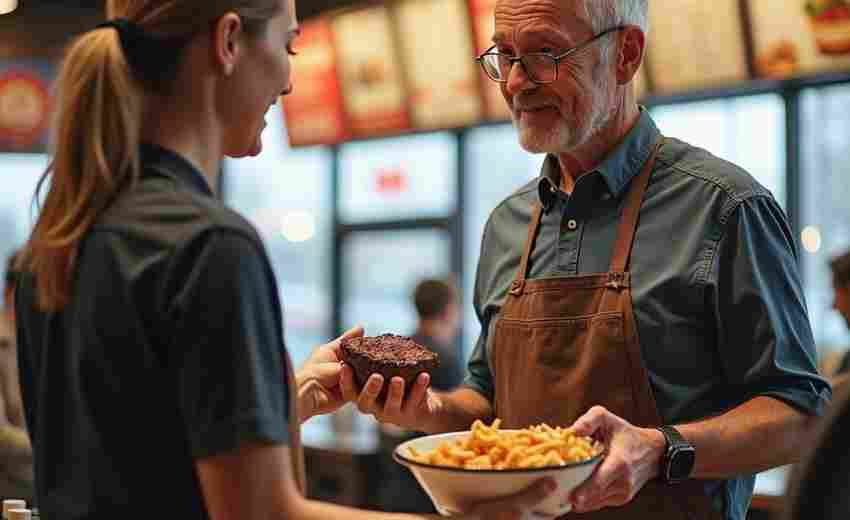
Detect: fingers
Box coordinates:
(512, 477, 558, 510)
(339, 363, 359, 402)
(383, 377, 405, 416)
(308, 362, 342, 387)
(402, 372, 430, 413)
(336, 325, 364, 343)
(356, 373, 384, 413)
(571, 405, 610, 437)
(571, 455, 622, 502)
(572, 484, 629, 513)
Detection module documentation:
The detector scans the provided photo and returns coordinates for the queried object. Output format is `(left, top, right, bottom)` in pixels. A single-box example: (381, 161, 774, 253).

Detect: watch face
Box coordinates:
(669, 447, 696, 481)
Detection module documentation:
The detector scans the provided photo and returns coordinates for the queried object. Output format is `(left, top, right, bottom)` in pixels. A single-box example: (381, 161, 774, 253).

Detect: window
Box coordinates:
(0, 153, 48, 278)
(223, 105, 333, 370)
(462, 124, 545, 358)
(651, 95, 787, 207)
(341, 229, 452, 336)
(338, 133, 457, 224)
(800, 85, 850, 355)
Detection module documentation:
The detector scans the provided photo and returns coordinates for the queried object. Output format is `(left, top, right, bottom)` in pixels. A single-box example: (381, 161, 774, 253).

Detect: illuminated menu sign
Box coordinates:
(468, 0, 511, 120)
(646, 0, 748, 92)
(395, 0, 482, 129)
(282, 18, 348, 147)
(749, 0, 850, 79)
(332, 6, 410, 137)
(0, 60, 53, 153)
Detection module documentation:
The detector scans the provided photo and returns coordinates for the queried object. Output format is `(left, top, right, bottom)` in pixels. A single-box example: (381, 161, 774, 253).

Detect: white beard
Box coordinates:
(512, 73, 614, 155)
(513, 112, 573, 154)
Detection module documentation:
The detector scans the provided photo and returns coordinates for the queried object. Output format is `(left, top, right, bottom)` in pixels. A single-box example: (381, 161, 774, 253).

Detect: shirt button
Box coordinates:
(567, 219, 578, 231)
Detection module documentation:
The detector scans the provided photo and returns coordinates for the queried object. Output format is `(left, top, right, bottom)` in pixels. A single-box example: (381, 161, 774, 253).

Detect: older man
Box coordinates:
(342, 0, 831, 519)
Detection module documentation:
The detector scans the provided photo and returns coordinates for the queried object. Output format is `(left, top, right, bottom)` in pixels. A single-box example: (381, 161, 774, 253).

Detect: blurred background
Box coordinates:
(1, 0, 849, 516)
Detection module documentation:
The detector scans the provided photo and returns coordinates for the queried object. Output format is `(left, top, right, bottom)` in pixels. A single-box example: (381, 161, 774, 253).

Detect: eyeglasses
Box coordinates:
(476, 26, 626, 84)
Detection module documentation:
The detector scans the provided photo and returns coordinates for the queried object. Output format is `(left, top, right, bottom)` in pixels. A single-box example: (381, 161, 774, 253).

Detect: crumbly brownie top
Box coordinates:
(342, 334, 437, 367)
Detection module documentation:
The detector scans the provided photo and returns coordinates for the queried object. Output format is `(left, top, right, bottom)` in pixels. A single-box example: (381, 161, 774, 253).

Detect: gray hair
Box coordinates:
(584, 0, 649, 64)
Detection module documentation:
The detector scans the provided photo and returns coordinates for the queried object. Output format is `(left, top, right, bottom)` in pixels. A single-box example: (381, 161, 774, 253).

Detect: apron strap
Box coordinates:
(510, 204, 544, 296)
(608, 136, 667, 274)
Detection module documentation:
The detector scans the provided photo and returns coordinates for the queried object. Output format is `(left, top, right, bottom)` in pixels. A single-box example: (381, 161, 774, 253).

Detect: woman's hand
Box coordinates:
(296, 326, 363, 423)
(467, 477, 559, 519)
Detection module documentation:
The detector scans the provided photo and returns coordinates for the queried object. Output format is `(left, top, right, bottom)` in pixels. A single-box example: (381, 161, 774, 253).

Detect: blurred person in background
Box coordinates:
(12, 0, 555, 519)
(410, 277, 464, 393)
(0, 251, 33, 503)
(378, 277, 465, 514)
(343, 0, 831, 519)
(826, 250, 850, 390)
(782, 382, 850, 520)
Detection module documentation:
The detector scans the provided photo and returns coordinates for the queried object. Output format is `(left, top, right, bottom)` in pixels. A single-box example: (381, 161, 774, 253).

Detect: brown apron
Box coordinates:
(489, 139, 721, 520)
(284, 350, 308, 495)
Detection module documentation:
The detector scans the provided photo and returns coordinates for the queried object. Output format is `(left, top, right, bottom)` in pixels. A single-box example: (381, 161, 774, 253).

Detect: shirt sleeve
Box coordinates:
(167, 230, 291, 459)
(709, 195, 832, 416)
(462, 222, 497, 401)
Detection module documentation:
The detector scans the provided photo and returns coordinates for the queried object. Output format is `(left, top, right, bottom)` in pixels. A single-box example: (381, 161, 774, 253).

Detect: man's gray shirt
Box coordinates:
(464, 110, 831, 520)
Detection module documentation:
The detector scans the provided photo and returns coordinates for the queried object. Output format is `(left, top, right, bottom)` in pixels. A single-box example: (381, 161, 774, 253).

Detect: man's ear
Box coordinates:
(617, 25, 646, 86)
(212, 12, 244, 76)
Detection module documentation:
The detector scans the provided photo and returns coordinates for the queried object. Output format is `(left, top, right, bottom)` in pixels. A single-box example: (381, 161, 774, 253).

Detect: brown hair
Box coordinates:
(18, 0, 282, 311)
(413, 278, 458, 320)
(830, 249, 850, 288)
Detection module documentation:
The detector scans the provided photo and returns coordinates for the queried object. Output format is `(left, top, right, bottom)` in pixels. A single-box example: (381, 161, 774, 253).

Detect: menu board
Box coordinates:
(282, 18, 348, 147)
(0, 59, 53, 153)
(646, 0, 748, 93)
(394, 0, 482, 129)
(338, 132, 457, 223)
(749, 0, 850, 79)
(332, 6, 410, 137)
(468, 0, 511, 120)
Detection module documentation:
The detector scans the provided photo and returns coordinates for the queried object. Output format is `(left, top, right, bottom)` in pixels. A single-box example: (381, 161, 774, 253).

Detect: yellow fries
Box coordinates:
(407, 419, 603, 470)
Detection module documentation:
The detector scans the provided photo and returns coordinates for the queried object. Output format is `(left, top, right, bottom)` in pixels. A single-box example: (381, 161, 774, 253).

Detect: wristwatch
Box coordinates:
(656, 425, 695, 485)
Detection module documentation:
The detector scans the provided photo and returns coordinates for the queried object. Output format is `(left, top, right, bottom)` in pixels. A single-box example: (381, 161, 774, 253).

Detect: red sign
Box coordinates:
(282, 18, 349, 147)
(0, 69, 50, 151)
(375, 167, 407, 194)
(468, 0, 511, 121)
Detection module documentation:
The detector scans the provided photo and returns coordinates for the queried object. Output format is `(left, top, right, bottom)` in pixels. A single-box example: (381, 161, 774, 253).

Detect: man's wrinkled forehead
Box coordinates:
(492, 0, 591, 43)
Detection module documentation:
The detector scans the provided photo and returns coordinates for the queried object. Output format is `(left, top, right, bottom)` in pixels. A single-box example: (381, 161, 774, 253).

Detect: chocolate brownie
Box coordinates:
(340, 334, 439, 400)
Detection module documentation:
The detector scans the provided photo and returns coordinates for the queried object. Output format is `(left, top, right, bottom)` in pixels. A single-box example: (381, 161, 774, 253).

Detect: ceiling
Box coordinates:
(13, 0, 369, 20)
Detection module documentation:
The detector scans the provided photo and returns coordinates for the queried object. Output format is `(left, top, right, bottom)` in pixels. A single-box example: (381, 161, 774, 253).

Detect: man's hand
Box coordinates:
(567, 406, 667, 513)
(339, 363, 440, 433)
(296, 326, 364, 423)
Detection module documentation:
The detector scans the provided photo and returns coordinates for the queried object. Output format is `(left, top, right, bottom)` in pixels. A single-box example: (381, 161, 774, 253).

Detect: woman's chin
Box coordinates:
(248, 134, 263, 156)
(225, 135, 264, 158)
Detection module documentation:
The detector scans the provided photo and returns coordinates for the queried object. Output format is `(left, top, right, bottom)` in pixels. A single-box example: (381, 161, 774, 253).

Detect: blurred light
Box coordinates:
(281, 210, 316, 243)
(801, 226, 822, 254)
(0, 0, 17, 15)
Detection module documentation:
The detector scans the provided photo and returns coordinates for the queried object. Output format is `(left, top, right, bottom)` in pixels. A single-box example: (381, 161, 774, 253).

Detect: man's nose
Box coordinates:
(505, 59, 535, 97)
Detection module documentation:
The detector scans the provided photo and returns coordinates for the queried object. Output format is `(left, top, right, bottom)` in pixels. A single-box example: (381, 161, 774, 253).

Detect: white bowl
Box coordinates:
(394, 431, 603, 517)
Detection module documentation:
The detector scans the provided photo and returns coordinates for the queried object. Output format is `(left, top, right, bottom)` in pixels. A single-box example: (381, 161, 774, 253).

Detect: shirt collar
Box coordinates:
(537, 108, 661, 210)
(140, 143, 214, 197)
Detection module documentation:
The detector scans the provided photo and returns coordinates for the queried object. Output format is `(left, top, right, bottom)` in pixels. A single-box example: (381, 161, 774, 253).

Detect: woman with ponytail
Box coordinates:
(13, 1, 555, 519)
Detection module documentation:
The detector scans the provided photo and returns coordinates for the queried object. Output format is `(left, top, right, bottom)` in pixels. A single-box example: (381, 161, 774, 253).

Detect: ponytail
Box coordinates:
(19, 28, 142, 311)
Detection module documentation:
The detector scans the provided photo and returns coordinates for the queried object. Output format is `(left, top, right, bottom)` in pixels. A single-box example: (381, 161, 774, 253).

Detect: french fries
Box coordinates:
(407, 419, 603, 470)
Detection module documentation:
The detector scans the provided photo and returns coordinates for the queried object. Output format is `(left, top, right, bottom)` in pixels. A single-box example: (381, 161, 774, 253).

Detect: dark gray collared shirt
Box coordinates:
(16, 144, 292, 520)
(464, 110, 831, 520)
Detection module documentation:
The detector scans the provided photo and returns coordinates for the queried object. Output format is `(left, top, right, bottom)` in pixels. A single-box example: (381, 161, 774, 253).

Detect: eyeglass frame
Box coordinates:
(475, 25, 627, 84)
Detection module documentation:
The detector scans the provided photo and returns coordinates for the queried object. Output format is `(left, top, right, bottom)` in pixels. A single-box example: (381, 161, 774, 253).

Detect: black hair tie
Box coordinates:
(95, 18, 185, 91)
